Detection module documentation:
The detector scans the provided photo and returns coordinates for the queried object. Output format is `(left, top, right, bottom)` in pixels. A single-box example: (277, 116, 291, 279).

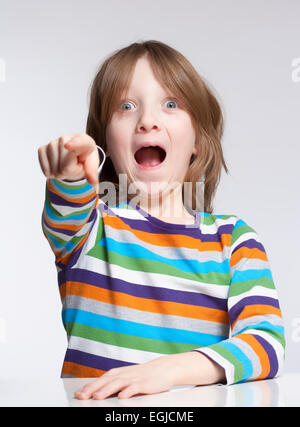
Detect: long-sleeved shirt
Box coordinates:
(41, 175, 285, 385)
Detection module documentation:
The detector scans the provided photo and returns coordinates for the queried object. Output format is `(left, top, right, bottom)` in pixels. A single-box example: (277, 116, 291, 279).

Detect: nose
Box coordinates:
(136, 109, 161, 133)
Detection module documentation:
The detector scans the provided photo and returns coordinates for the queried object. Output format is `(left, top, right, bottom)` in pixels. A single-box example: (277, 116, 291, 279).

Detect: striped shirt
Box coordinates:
(41, 177, 285, 385)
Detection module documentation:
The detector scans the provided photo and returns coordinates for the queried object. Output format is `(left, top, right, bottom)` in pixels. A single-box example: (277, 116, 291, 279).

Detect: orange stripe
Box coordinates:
(44, 199, 98, 234)
(103, 213, 225, 252)
(230, 247, 267, 268)
(232, 304, 282, 330)
(54, 231, 90, 265)
(44, 214, 87, 233)
(235, 334, 270, 380)
(62, 361, 105, 378)
(48, 180, 97, 205)
(221, 233, 231, 248)
(60, 281, 229, 324)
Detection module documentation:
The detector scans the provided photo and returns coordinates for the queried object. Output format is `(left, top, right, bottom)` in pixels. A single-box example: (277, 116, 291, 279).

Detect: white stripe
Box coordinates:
(75, 251, 230, 300)
(231, 314, 284, 336)
(242, 328, 285, 375)
(105, 223, 229, 264)
(228, 286, 280, 311)
(108, 207, 147, 220)
(53, 177, 89, 186)
(230, 231, 262, 258)
(51, 198, 96, 217)
(64, 294, 228, 336)
(51, 179, 95, 197)
(42, 218, 93, 243)
(230, 258, 270, 275)
(200, 215, 237, 234)
(56, 265, 62, 273)
(228, 336, 262, 380)
(68, 335, 163, 365)
(70, 210, 230, 299)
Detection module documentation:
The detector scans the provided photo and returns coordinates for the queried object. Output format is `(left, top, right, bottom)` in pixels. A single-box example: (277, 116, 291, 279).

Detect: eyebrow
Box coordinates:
(120, 90, 177, 100)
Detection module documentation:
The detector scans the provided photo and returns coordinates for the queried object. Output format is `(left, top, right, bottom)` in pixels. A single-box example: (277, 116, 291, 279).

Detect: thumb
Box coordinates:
(83, 152, 100, 186)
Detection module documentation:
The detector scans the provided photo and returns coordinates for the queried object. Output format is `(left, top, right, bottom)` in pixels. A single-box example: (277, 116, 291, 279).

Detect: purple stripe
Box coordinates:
(43, 208, 97, 237)
(232, 239, 265, 256)
(64, 348, 135, 372)
(122, 216, 202, 238)
(252, 334, 279, 379)
(199, 224, 234, 243)
(109, 209, 233, 241)
(48, 187, 97, 208)
(56, 243, 85, 270)
(99, 201, 201, 237)
(229, 296, 280, 325)
(58, 268, 228, 311)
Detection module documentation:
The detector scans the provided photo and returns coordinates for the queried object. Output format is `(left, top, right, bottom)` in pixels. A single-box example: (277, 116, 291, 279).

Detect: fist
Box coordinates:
(37, 133, 101, 186)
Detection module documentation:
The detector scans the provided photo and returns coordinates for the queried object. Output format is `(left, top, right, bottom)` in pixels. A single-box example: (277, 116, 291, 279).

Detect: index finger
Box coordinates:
(64, 134, 96, 161)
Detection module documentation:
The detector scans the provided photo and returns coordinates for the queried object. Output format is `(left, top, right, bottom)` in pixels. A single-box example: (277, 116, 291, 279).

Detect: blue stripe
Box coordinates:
(237, 321, 284, 337)
(234, 219, 248, 228)
(47, 233, 75, 251)
(98, 237, 231, 274)
(218, 340, 253, 381)
(231, 268, 273, 283)
(62, 308, 226, 346)
(45, 200, 90, 222)
(52, 178, 92, 194)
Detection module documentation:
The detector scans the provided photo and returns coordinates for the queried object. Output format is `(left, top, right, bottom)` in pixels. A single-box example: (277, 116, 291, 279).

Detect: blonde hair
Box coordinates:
(86, 39, 229, 214)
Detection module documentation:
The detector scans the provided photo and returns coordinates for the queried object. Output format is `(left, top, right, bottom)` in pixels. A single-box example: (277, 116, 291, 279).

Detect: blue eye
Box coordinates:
(164, 99, 178, 109)
(119, 101, 134, 111)
(119, 99, 179, 111)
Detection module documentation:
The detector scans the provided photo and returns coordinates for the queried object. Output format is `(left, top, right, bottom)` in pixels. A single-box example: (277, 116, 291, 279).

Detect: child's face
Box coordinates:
(106, 56, 197, 195)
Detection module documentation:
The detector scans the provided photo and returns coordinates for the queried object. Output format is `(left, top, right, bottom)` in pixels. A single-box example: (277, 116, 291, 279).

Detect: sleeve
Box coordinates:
(41, 146, 106, 266)
(192, 217, 286, 385)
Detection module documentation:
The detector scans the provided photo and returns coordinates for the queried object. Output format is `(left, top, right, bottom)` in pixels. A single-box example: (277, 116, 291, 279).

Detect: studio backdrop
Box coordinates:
(0, 0, 299, 379)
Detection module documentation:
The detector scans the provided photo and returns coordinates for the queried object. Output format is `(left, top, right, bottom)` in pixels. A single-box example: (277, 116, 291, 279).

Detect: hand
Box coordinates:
(37, 133, 100, 186)
(74, 355, 180, 400)
(74, 351, 225, 400)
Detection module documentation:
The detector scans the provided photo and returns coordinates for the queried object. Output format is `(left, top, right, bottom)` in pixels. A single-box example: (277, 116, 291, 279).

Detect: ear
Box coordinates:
(192, 145, 198, 156)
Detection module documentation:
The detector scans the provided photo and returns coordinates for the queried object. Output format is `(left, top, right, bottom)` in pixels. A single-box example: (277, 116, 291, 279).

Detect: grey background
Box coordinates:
(0, 0, 299, 379)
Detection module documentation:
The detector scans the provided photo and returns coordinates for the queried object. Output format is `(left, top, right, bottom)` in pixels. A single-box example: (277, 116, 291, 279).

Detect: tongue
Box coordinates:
(135, 147, 162, 167)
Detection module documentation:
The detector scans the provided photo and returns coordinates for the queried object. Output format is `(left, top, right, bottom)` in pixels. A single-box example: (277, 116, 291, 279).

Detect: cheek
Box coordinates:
(169, 116, 195, 142)
(106, 122, 130, 152)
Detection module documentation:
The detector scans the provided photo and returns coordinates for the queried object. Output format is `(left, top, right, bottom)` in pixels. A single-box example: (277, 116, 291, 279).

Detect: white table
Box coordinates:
(0, 373, 299, 407)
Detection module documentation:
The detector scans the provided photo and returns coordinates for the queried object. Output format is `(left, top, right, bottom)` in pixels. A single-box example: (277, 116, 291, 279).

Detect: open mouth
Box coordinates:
(134, 146, 167, 168)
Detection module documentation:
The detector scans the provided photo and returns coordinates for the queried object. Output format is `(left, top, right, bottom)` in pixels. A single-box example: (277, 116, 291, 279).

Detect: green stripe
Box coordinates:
(65, 322, 204, 354)
(231, 224, 256, 247)
(45, 192, 93, 218)
(87, 214, 104, 255)
(87, 242, 231, 285)
(229, 277, 275, 296)
(255, 329, 286, 349)
(52, 179, 90, 190)
(202, 214, 236, 226)
(44, 229, 84, 247)
(204, 344, 244, 383)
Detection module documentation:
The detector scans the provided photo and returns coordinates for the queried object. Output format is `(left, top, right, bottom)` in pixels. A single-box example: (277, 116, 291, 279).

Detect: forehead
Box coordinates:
(124, 57, 170, 95)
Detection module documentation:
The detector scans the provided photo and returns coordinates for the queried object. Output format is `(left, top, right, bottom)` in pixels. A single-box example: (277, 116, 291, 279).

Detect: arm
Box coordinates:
(189, 217, 286, 385)
(41, 144, 106, 266)
(41, 177, 99, 266)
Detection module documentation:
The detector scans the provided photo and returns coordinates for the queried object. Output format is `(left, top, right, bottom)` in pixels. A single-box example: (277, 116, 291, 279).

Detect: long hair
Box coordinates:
(86, 39, 229, 213)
